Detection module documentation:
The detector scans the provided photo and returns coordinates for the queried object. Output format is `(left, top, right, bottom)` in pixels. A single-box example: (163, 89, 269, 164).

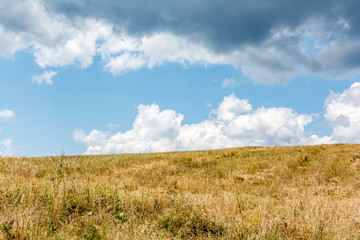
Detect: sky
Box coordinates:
(1, 0, 360, 157)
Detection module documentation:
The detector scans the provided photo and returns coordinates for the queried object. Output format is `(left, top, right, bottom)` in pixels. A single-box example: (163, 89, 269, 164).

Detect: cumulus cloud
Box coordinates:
(324, 82, 360, 143)
(0, 109, 15, 121)
(213, 94, 252, 122)
(75, 104, 184, 154)
(32, 70, 57, 85)
(77, 81, 360, 155)
(75, 82, 360, 154)
(75, 94, 315, 155)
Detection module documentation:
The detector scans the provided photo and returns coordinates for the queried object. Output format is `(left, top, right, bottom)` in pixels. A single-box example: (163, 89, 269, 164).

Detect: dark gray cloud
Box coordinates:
(45, 0, 348, 52)
(344, 0, 360, 37)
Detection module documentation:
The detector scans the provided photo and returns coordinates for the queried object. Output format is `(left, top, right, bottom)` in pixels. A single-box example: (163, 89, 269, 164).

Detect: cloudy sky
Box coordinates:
(1, 0, 360, 156)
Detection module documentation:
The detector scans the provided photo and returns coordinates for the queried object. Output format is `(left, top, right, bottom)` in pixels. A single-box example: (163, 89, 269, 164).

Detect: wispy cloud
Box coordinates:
(222, 78, 241, 88)
(0, 139, 13, 156)
(32, 70, 58, 85)
(0, 109, 15, 121)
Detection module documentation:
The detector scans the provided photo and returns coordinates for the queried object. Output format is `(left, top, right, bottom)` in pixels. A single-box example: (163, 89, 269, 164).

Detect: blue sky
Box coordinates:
(1, 0, 360, 156)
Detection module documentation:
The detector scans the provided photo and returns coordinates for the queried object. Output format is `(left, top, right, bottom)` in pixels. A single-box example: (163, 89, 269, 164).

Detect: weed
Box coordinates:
(1, 224, 14, 239)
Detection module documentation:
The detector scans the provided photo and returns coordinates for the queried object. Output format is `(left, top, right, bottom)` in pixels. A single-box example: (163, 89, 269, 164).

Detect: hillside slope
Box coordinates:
(1, 144, 360, 239)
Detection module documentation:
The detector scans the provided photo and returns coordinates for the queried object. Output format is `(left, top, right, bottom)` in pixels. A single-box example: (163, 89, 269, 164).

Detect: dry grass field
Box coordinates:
(1, 144, 360, 239)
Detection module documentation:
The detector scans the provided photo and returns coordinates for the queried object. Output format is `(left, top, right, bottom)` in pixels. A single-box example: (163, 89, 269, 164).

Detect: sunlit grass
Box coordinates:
(1, 144, 360, 239)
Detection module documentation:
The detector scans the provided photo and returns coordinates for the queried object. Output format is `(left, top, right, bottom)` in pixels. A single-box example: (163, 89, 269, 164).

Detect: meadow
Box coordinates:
(0, 144, 360, 239)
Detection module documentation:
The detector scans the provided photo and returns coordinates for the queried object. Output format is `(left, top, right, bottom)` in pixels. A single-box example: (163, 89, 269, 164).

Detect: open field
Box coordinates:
(1, 144, 360, 239)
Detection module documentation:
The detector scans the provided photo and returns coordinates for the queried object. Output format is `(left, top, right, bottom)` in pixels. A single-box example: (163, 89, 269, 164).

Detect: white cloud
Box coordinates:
(99, 32, 230, 75)
(0, 0, 112, 68)
(141, 32, 228, 67)
(222, 78, 241, 88)
(74, 129, 108, 146)
(75, 94, 315, 155)
(308, 135, 334, 145)
(0, 139, 12, 156)
(0, 25, 29, 58)
(213, 94, 252, 122)
(222, 107, 312, 146)
(75, 104, 184, 154)
(323, 82, 360, 143)
(33, 19, 112, 68)
(0, 107, 15, 155)
(104, 52, 148, 75)
(0, 109, 15, 121)
(32, 70, 57, 85)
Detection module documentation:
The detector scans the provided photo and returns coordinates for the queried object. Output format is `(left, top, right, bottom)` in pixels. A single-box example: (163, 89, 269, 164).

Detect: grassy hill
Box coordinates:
(1, 144, 360, 239)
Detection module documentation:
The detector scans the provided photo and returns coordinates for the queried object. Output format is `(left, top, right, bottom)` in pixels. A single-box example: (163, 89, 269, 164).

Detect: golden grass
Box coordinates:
(1, 144, 360, 239)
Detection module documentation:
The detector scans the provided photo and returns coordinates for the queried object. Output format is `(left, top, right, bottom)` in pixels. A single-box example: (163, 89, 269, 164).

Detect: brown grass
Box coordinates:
(1, 144, 360, 239)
